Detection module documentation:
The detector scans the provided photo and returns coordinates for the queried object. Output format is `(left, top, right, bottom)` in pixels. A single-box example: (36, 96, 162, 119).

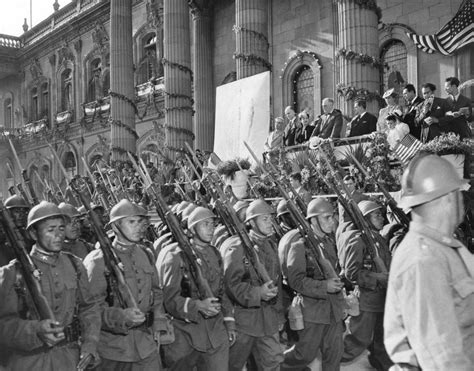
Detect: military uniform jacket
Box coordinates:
(222, 231, 283, 337)
(63, 238, 94, 260)
(338, 229, 391, 312)
(287, 236, 345, 324)
(0, 245, 101, 370)
(84, 241, 166, 362)
(156, 241, 233, 352)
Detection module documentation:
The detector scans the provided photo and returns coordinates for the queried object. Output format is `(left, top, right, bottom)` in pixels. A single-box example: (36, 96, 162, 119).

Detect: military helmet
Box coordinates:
(244, 199, 274, 223)
(58, 202, 81, 219)
(187, 207, 215, 230)
(399, 154, 469, 209)
(176, 201, 191, 216)
(108, 199, 147, 224)
(233, 200, 249, 213)
(306, 198, 334, 219)
(5, 195, 30, 209)
(181, 203, 198, 222)
(27, 201, 66, 229)
(358, 200, 381, 217)
(276, 199, 290, 218)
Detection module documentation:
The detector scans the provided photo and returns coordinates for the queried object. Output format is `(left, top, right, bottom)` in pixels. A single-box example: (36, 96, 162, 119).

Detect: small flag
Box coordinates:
(393, 134, 423, 165)
(406, 0, 474, 55)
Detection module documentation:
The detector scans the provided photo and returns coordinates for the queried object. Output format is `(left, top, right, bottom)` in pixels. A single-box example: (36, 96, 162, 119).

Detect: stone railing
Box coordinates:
(0, 34, 22, 48)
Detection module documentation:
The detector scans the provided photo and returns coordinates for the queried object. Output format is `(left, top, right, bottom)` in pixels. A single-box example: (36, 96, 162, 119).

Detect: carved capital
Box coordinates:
(146, 0, 163, 28)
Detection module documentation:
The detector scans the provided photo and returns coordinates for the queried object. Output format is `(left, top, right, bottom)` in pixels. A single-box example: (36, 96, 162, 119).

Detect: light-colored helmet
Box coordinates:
(233, 200, 249, 213)
(181, 203, 198, 222)
(187, 207, 215, 230)
(358, 200, 381, 217)
(27, 201, 66, 229)
(244, 199, 274, 223)
(399, 154, 469, 209)
(5, 195, 30, 209)
(58, 202, 81, 219)
(306, 198, 333, 219)
(176, 201, 192, 216)
(276, 199, 290, 217)
(109, 199, 147, 224)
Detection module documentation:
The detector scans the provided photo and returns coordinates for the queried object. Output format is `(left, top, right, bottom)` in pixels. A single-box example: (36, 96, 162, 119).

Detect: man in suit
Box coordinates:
(283, 106, 302, 147)
(442, 76, 472, 139)
(348, 99, 377, 137)
(311, 98, 343, 139)
(402, 84, 424, 139)
(415, 83, 451, 143)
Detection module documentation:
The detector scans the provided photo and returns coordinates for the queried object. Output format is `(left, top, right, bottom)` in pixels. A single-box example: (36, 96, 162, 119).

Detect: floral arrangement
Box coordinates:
(420, 133, 472, 156)
(336, 48, 388, 70)
(336, 83, 384, 106)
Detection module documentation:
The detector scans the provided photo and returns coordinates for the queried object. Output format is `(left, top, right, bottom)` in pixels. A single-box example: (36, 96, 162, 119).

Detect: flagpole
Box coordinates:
(30, 0, 32, 29)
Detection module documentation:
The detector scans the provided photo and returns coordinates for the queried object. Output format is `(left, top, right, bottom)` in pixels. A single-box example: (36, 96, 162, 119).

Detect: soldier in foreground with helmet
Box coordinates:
(384, 155, 474, 370)
(59, 202, 94, 259)
(338, 200, 392, 370)
(0, 201, 101, 370)
(83, 199, 168, 370)
(221, 199, 284, 371)
(157, 206, 235, 370)
(281, 198, 345, 370)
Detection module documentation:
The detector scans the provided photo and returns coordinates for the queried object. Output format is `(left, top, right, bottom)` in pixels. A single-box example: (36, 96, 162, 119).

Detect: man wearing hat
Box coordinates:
(338, 200, 392, 370)
(0, 201, 101, 370)
(59, 202, 94, 259)
(377, 88, 402, 133)
(157, 206, 235, 370)
(83, 199, 168, 369)
(384, 155, 474, 370)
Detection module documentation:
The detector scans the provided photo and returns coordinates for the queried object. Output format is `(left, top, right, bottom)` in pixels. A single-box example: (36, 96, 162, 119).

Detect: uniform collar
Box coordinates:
(31, 245, 60, 264)
(112, 239, 136, 253)
(410, 221, 463, 248)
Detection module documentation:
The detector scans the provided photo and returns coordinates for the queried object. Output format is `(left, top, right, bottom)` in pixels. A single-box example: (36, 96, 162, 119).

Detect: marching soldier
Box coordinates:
(222, 199, 284, 371)
(157, 206, 235, 370)
(384, 155, 474, 370)
(84, 199, 168, 370)
(281, 199, 345, 370)
(0, 201, 101, 370)
(58, 202, 94, 259)
(338, 200, 392, 370)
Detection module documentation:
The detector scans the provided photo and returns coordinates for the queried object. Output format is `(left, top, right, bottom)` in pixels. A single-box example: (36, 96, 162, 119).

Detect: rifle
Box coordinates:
(48, 143, 139, 309)
(8, 186, 16, 196)
(316, 148, 388, 273)
(244, 141, 338, 279)
(0, 200, 56, 320)
(127, 152, 215, 301)
(344, 149, 409, 228)
(32, 170, 50, 201)
(81, 158, 110, 210)
(9, 139, 39, 205)
(179, 161, 208, 207)
(183, 143, 273, 286)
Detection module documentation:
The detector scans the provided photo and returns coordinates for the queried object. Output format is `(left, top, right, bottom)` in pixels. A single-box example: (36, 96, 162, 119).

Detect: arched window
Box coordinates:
(293, 65, 314, 116)
(137, 33, 158, 85)
(380, 40, 408, 95)
(88, 58, 102, 102)
(31, 87, 39, 121)
(61, 69, 73, 111)
(4, 97, 12, 128)
(41, 82, 49, 118)
(64, 151, 76, 178)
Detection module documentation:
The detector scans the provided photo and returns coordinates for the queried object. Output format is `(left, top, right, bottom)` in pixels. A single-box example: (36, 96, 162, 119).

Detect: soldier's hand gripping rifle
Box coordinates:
(127, 152, 215, 302)
(9, 139, 39, 205)
(48, 144, 139, 310)
(316, 148, 388, 273)
(244, 141, 339, 280)
(344, 148, 409, 228)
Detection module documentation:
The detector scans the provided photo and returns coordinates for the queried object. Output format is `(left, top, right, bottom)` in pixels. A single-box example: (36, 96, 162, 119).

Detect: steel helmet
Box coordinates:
(4, 195, 30, 209)
(109, 199, 148, 224)
(187, 206, 215, 230)
(181, 203, 198, 222)
(399, 154, 469, 209)
(276, 199, 290, 218)
(233, 200, 249, 213)
(244, 199, 274, 223)
(358, 200, 381, 217)
(306, 198, 333, 219)
(176, 201, 192, 216)
(27, 201, 66, 229)
(58, 202, 81, 219)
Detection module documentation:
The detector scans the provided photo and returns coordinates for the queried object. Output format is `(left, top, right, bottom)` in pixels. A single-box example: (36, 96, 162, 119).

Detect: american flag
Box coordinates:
(393, 134, 423, 166)
(406, 0, 474, 55)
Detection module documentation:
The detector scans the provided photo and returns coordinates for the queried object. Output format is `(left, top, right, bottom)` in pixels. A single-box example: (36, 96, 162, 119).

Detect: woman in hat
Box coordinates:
(377, 88, 402, 133)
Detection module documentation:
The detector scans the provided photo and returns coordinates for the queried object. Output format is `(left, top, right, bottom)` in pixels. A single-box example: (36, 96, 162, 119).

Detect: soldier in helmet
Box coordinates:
(281, 198, 345, 370)
(83, 199, 168, 369)
(58, 202, 94, 259)
(276, 199, 297, 235)
(222, 199, 284, 371)
(0, 201, 101, 370)
(157, 206, 235, 370)
(384, 155, 474, 370)
(338, 200, 392, 370)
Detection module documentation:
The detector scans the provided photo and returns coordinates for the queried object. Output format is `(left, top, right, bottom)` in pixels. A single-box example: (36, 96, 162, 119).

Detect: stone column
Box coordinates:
(163, 0, 193, 158)
(190, 1, 214, 152)
(336, 0, 380, 115)
(234, 0, 270, 80)
(110, 0, 136, 163)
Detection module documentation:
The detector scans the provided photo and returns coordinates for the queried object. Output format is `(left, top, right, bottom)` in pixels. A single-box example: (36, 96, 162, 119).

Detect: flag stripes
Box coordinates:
(393, 134, 423, 165)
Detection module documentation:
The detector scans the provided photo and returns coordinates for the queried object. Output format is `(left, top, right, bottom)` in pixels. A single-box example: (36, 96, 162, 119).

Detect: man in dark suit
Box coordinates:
(283, 106, 302, 146)
(402, 84, 424, 138)
(415, 83, 451, 142)
(441, 77, 472, 139)
(348, 99, 377, 137)
(311, 98, 343, 139)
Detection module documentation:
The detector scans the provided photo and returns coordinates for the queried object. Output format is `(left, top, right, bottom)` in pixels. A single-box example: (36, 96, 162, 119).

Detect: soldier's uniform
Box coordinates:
(63, 238, 94, 259)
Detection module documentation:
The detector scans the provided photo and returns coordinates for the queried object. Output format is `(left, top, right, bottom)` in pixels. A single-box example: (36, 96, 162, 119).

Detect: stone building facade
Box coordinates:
(0, 0, 472, 199)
